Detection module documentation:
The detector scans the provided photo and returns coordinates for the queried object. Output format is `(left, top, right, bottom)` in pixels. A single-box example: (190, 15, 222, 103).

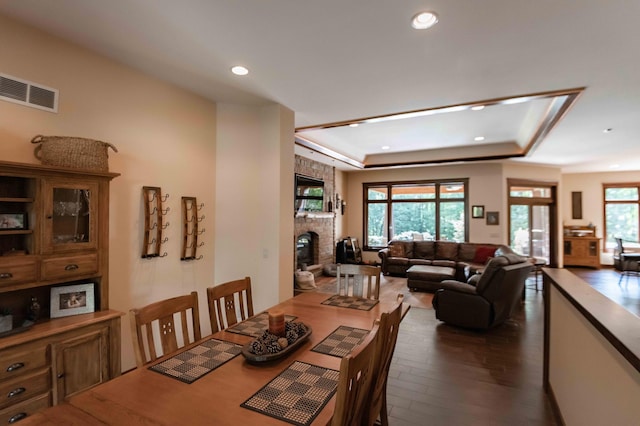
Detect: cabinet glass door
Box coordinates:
(43, 181, 98, 252)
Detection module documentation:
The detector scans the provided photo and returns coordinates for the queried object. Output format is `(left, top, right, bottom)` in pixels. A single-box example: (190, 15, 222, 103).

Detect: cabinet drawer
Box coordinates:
(41, 253, 98, 280)
(0, 257, 38, 287)
(0, 392, 50, 424)
(0, 344, 48, 381)
(0, 369, 50, 409)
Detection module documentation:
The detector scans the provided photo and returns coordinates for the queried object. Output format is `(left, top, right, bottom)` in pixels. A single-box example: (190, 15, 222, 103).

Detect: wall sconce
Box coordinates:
(341, 200, 346, 215)
(335, 193, 340, 206)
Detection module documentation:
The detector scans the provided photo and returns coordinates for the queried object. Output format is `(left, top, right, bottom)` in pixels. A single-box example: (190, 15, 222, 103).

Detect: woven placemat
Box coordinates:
(226, 312, 297, 337)
(311, 325, 370, 358)
(321, 294, 379, 311)
(241, 361, 339, 426)
(149, 338, 242, 384)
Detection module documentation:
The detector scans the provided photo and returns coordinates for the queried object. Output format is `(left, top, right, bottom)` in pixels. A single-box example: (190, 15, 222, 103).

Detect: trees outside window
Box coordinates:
(603, 184, 640, 250)
(363, 180, 467, 249)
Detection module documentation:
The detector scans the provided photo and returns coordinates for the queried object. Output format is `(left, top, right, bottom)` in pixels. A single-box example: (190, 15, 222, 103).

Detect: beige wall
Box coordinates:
(562, 170, 640, 265)
(1, 14, 294, 371)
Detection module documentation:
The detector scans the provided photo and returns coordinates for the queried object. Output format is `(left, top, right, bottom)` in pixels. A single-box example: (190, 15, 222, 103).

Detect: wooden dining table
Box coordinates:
(22, 291, 410, 425)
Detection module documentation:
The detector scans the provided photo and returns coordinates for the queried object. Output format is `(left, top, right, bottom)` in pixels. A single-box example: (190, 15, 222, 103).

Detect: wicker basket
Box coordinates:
(32, 135, 117, 172)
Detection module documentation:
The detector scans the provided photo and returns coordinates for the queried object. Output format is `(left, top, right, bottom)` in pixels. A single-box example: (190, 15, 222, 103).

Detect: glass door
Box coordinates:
(42, 180, 98, 253)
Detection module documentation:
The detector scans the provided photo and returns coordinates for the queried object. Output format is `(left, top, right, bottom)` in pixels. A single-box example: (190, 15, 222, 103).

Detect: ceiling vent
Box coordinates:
(0, 73, 58, 113)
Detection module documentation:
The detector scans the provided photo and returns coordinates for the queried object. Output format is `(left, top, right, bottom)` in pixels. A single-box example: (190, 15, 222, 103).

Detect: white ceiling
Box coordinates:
(1, 0, 639, 173)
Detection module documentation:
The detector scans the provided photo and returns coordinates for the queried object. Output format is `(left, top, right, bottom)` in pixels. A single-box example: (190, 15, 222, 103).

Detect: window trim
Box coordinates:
(362, 178, 469, 250)
(602, 182, 640, 252)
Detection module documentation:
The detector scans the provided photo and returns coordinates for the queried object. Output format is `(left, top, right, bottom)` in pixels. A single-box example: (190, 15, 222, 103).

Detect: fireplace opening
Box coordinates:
(296, 232, 319, 270)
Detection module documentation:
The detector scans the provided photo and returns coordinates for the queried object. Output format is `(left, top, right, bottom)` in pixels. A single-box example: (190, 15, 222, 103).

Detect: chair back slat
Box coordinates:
(129, 291, 201, 368)
(207, 277, 254, 332)
(364, 294, 404, 426)
(336, 264, 381, 300)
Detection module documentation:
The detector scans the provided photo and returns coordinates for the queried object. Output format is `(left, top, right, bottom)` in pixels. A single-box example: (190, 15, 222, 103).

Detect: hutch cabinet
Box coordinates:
(563, 225, 601, 269)
(0, 160, 121, 423)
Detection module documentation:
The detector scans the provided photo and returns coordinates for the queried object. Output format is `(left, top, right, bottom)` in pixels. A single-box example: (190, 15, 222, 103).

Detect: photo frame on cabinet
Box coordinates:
(0, 213, 26, 230)
(486, 211, 499, 226)
(50, 283, 95, 318)
(471, 205, 485, 219)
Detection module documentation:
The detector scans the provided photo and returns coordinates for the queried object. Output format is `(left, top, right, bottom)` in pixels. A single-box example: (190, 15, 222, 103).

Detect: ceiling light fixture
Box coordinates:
(471, 105, 485, 111)
(231, 66, 249, 76)
(474, 136, 485, 141)
(381, 146, 390, 150)
(411, 12, 439, 30)
(603, 128, 613, 133)
(349, 123, 359, 128)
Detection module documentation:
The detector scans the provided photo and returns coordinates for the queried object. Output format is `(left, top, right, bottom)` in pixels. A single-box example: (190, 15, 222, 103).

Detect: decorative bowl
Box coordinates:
(241, 325, 312, 364)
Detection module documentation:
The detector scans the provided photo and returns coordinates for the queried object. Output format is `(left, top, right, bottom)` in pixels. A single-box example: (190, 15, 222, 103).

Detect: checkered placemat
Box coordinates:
(321, 294, 379, 311)
(226, 312, 298, 338)
(241, 361, 339, 426)
(311, 325, 370, 358)
(149, 338, 242, 384)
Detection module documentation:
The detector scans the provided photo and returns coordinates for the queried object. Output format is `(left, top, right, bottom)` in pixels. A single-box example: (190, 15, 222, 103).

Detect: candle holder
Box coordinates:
(268, 310, 285, 337)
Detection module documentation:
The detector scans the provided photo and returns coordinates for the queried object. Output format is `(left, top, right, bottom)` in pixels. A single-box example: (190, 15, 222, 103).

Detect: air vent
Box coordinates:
(0, 73, 58, 112)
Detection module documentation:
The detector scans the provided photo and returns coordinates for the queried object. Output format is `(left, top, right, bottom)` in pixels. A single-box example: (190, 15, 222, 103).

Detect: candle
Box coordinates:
(268, 310, 285, 337)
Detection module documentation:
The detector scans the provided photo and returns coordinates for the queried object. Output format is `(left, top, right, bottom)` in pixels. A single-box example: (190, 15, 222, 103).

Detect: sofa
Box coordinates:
(377, 240, 516, 282)
(431, 253, 533, 330)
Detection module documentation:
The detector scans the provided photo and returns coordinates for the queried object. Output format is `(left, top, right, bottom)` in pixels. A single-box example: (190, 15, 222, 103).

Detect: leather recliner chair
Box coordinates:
(432, 254, 533, 330)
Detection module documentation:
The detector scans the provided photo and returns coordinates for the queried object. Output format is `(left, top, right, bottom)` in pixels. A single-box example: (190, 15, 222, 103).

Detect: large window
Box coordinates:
(603, 183, 640, 250)
(364, 180, 468, 249)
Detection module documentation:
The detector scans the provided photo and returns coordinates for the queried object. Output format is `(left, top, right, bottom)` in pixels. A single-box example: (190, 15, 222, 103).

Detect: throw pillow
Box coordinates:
(389, 244, 405, 257)
(473, 246, 496, 264)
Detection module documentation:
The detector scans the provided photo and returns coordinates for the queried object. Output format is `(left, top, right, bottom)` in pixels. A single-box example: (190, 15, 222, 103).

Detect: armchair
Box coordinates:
(614, 238, 640, 284)
(431, 254, 532, 330)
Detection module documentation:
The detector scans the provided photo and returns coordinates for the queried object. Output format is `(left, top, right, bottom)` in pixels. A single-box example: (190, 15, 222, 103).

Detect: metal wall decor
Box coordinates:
(181, 196, 205, 261)
(142, 186, 169, 258)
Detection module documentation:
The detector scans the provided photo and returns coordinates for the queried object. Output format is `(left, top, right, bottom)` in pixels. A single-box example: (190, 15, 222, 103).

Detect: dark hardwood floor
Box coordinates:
(315, 266, 637, 425)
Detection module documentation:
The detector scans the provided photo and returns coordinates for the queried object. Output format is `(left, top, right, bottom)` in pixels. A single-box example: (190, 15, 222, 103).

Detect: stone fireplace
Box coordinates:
(294, 155, 335, 278)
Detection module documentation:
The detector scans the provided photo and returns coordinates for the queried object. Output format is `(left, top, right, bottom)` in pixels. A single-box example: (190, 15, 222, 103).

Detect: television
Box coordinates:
(295, 174, 324, 212)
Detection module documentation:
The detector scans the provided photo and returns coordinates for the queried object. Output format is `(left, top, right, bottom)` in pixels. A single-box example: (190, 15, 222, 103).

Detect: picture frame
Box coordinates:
(50, 283, 95, 318)
(486, 211, 499, 226)
(0, 213, 26, 230)
(471, 205, 485, 219)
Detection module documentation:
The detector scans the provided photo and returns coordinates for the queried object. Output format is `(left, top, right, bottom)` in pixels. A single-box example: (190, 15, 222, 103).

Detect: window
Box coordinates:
(364, 180, 467, 249)
(603, 183, 640, 250)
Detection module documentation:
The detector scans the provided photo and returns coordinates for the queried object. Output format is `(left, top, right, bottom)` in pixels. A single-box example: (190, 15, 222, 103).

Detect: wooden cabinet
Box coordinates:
(0, 160, 121, 422)
(563, 226, 601, 269)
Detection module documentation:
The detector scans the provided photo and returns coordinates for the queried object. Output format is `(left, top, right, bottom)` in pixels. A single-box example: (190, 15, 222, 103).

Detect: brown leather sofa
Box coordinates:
(431, 253, 532, 330)
(377, 240, 516, 281)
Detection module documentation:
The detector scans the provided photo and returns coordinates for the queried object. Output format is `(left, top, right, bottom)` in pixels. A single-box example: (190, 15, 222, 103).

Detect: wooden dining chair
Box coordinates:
(363, 294, 405, 426)
(206, 276, 254, 333)
(330, 321, 380, 426)
(129, 291, 202, 368)
(336, 263, 381, 300)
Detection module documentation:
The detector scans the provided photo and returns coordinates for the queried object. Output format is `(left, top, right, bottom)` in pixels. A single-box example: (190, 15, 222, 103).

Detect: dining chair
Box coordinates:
(206, 276, 254, 333)
(363, 294, 404, 426)
(330, 322, 380, 426)
(615, 238, 640, 284)
(336, 263, 381, 300)
(129, 291, 202, 368)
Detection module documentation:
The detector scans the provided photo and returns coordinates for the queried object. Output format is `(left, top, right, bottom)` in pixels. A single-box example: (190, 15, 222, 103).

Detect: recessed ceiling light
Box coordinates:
(349, 123, 359, 128)
(231, 66, 249, 76)
(471, 105, 485, 111)
(411, 12, 439, 30)
(474, 136, 485, 141)
(603, 128, 613, 133)
(610, 164, 620, 169)
(381, 146, 390, 150)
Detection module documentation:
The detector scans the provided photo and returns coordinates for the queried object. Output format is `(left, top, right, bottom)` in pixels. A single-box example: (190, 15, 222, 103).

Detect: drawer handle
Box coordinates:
(0, 272, 13, 279)
(8, 413, 26, 424)
(7, 387, 25, 398)
(64, 264, 79, 271)
(6, 363, 24, 372)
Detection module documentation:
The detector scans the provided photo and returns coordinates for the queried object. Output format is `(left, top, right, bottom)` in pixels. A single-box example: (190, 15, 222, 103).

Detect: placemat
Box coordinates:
(241, 361, 339, 426)
(149, 338, 242, 384)
(226, 312, 298, 337)
(321, 294, 379, 311)
(311, 325, 370, 358)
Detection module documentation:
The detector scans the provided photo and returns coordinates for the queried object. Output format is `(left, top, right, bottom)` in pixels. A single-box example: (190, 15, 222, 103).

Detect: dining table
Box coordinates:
(21, 291, 410, 426)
